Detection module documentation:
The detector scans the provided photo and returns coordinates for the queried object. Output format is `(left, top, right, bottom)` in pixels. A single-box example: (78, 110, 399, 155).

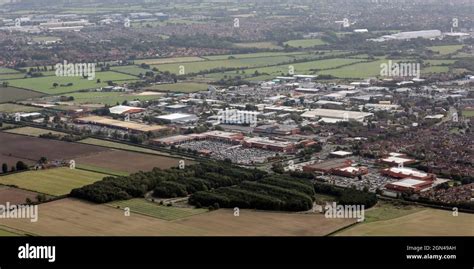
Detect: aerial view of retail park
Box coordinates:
(0, 0, 472, 237)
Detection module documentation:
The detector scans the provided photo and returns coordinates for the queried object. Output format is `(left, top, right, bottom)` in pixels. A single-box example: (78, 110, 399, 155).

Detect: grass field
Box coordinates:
(150, 54, 309, 75)
(0, 167, 107, 196)
(108, 198, 208, 220)
(8, 71, 138, 94)
(0, 67, 19, 74)
(0, 103, 41, 113)
(284, 38, 326, 48)
(233, 42, 283, 50)
(336, 206, 474, 236)
(203, 52, 306, 60)
(0, 73, 27, 80)
(5, 127, 67, 137)
(135, 56, 205, 65)
(76, 164, 130, 177)
(462, 110, 474, 118)
(145, 82, 209, 93)
(318, 59, 387, 78)
(0, 228, 20, 236)
(428, 45, 464, 55)
(204, 57, 363, 81)
(0, 198, 356, 236)
(65, 91, 162, 106)
(78, 138, 173, 156)
(0, 87, 44, 103)
(110, 65, 150, 76)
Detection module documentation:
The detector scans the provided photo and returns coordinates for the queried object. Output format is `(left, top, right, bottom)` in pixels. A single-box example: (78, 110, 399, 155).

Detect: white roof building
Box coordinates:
(301, 109, 373, 122)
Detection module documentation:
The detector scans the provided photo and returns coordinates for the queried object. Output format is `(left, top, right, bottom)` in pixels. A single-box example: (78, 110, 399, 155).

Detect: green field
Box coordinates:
(422, 65, 450, 74)
(336, 207, 474, 236)
(135, 56, 205, 65)
(203, 52, 306, 60)
(146, 82, 209, 93)
(0, 73, 27, 80)
(0, 123, 16, 130)
(79, 138, 172, 156)
(428, 45, 464, 55)
(0, 168, 107, 196)
(108, 198, 208, 221)
(233, 42, 283, 50)
(318, 59, 388, 78)
(0, 67, 19, 74)
(4, 127, 66, 137)
(65, 91, 163, 106)
(150, 54, 310, 75)
(8, 71, 138, 95)
(462, 110, 474, 118)
(0, 228, 20, 236)
(0, 87, 44, 103)
(0, 103, 41, 113)
(110, 65, 151, 76)
(204, 57, 363, 81)
(284, 38, 327, 48)
(76, 164, 130, 177)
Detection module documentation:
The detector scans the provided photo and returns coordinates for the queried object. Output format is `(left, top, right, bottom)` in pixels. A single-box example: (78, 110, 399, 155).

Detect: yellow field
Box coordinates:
(5, 127, 66, 137)
(0, 198, 356, 236)
(0, 168, 107, 196)
(336, 208, 474, 236)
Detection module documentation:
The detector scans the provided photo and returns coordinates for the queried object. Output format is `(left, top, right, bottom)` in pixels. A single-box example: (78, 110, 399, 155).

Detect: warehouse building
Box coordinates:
(243, 137, 296, 153)
(385, 178, 433, 193)
(381, 167, 436, 181)
(301, 109, 373, 122)
(109, 105, 145, 115)
(156, 113, 198, 124)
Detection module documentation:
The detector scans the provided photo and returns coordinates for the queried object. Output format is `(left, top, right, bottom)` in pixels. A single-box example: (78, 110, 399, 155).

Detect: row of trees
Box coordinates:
(1, 161, 28, 174)
(314, 182, 378, 208)
(70, 161, 268, 203)
(189, 175, 315, 211)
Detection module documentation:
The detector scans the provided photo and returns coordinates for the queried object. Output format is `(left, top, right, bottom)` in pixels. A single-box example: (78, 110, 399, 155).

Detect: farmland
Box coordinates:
(202, 51, 306, 60)
(428, 45, 464, 55)
(110, 65, 150, 76)
(336, 207, 474, 236)
(0, 186, 47, 205)
(0, 132, 109, 168)
(135, 56, 205, 65)
(108, 198, 208, 220)
(0, 103, 41, 113)
(8, 71, 138, 95)
(64, 91, 163, 105)
(0, 167, 108, 196)
(0, 228, 20, 236)
(150, 54, 316, 75)
(204, 57, 364, 81)
(74, 149, 186, 173)
(233, 42, 283, 50)
(0, 67, 19, 74)
(78, 138, 174, 156)
(145, 82, 209, 93)
(0, 87, 44, 103)
(462, 110, 474, 118)
(0, 198, 356, 236)
(5, 126, 67, 137)
(284, 39, 327, 48)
